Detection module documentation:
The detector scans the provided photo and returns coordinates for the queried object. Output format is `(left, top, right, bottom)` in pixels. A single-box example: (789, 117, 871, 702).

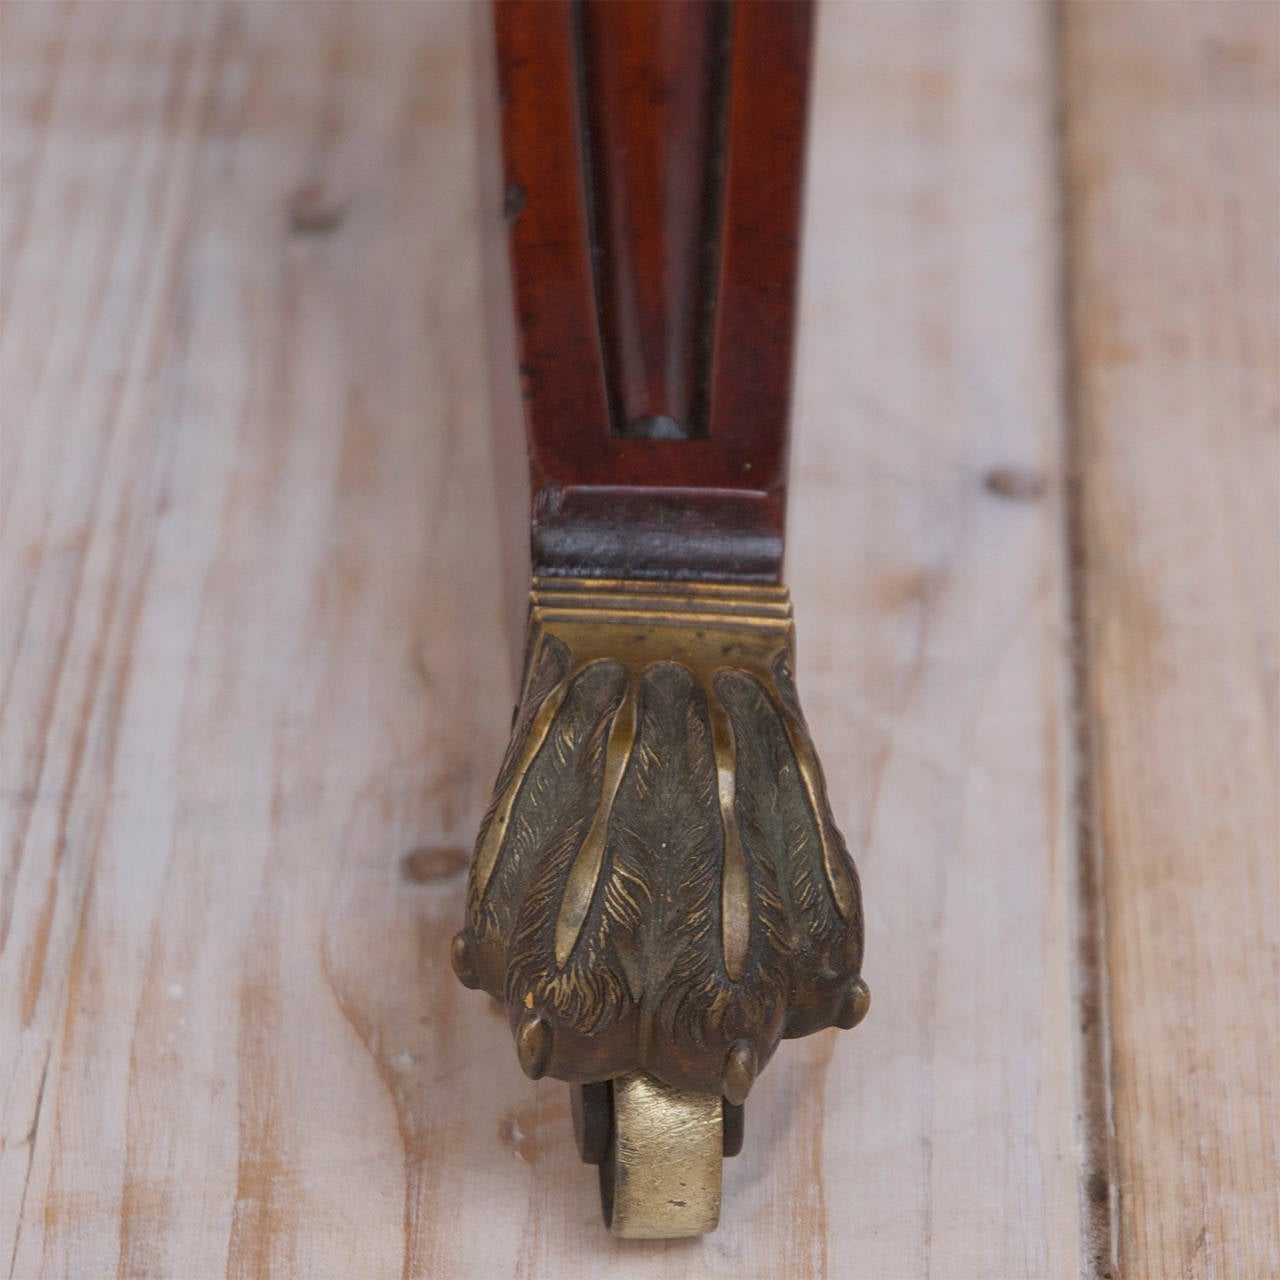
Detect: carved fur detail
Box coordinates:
(453, 581, 866, 1098)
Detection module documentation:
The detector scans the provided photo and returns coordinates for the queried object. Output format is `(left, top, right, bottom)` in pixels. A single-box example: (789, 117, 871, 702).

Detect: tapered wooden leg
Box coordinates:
(454, 0, 869, 1236)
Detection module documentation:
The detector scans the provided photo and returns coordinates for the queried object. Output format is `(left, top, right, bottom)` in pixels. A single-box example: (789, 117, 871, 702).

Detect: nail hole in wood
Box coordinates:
(983, 466, 1046, 501)
(401, 845, 469, 884)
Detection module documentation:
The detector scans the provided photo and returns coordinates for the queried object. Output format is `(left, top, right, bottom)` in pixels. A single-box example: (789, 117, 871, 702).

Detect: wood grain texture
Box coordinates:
(1062, 4, 1280, 1277)
(0, 4, 1075, 1275)
(790, 6, 1078, 1276)
(0, 4, 512, 1276)
(3, 0, 1271, 1276)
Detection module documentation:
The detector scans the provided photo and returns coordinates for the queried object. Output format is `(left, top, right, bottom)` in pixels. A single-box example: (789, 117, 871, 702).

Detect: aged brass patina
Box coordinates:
(452, 578, 869, 1234)
(600, 1072, 723, 1238)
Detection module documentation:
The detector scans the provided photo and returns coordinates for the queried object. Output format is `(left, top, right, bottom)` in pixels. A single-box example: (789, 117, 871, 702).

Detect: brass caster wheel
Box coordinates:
(453, 579, 869, 1236)
(572, 1075, 746, 1238)
(578, 1074, 722, 1237)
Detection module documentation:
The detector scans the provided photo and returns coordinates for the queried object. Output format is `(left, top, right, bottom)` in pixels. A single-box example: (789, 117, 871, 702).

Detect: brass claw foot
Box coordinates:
(452, 579, 868, 1236)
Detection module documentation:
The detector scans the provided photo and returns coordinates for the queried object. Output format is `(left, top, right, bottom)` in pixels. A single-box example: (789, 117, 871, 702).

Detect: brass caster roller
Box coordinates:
(573, 1074, 724, 1238)
(452, 579, 870, 1237)
(569, 1074, 747, 1236)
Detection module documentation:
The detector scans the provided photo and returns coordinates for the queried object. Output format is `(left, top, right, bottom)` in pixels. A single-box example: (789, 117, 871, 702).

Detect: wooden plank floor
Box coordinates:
(0, 3, 1274, 1277)
(1062, 6, 1280, 1277)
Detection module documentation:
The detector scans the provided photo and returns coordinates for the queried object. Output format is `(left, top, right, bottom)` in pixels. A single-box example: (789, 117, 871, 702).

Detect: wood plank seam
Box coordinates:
(1059, 4, 1280, 1276)
(1052, 5, 1121, 1278)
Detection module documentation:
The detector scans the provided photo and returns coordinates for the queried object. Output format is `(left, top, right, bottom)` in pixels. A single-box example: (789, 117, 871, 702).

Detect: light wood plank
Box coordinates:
(1, 5, 513, 1276)
(1062, 3, 1280, 1276)
(1, 3, 1078, 1276)
(792, 5, 1078, 1277)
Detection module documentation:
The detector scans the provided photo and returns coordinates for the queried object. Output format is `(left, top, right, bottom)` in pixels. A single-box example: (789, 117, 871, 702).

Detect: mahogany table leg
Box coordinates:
(453, 0, 868, 1236)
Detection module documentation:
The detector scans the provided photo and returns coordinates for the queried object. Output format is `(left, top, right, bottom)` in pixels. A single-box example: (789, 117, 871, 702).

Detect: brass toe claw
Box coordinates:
(455, 579, 868, 1236)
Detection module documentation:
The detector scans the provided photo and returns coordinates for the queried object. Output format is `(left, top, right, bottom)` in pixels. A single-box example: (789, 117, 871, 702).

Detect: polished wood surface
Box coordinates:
(1, 3, 1275, 1276)
(581, 0, 724, 442)
(495, 0, 812, 581)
